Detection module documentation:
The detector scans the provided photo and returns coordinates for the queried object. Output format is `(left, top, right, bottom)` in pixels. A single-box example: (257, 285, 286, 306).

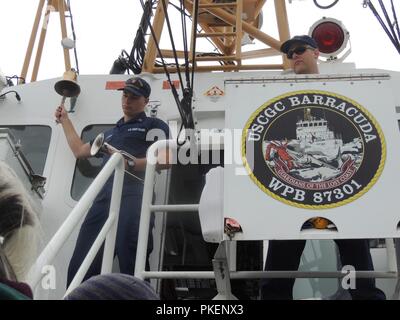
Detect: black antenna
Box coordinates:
(0, 91, 21, 102)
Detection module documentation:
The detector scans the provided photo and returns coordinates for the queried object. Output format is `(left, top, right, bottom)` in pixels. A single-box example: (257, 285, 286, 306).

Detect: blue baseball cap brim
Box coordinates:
(280, 35, 318, 53)
(118, 77, 151, 98)
(122, 85, 145, 97)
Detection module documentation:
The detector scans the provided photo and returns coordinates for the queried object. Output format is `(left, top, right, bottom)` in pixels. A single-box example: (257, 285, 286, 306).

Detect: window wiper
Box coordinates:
(13, 142, 47, 197)
(0, 128, 47, 197)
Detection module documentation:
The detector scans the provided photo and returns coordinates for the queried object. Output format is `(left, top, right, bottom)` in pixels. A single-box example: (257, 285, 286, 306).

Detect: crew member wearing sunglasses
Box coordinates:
(281, 35, 320, 74)
(260, 35, 386, 300)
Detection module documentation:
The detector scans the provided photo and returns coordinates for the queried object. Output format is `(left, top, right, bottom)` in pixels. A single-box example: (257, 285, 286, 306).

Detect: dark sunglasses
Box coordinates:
(287, 46, 315, 59)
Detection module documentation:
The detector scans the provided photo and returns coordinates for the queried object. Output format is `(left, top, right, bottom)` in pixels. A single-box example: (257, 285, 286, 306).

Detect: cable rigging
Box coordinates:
(111, 0, 230, 145)
(135, 0, 199, 146)
(364, 0, 400, 54)
(313, 0, 339, 10)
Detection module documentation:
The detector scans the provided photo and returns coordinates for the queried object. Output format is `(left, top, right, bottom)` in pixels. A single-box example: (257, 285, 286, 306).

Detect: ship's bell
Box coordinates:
(54, 70, 81, 97)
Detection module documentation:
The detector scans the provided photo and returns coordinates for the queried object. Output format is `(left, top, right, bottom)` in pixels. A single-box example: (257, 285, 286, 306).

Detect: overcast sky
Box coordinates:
(0, 0, 399, 82)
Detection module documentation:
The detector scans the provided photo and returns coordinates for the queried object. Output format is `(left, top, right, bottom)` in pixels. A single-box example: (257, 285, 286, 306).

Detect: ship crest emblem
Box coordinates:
(242, 90, 386, 209)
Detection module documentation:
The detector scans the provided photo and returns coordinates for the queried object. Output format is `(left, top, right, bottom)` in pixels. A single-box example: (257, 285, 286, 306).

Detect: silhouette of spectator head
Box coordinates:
(64, 273, 160, 300)
(0, 162, 39, 282)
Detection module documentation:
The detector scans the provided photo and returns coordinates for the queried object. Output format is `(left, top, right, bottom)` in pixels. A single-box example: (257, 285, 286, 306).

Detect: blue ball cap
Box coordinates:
(280, 35, 318, 53)
(119, 77, 151, 98)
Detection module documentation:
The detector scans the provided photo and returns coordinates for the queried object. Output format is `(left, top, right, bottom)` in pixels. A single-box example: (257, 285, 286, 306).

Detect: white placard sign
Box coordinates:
(223, 74, 400, 240)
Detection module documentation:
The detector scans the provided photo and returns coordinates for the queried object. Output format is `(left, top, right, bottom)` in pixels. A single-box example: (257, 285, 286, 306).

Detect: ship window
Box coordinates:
(1, 125, 51, 175)
(71, 124, 113, 201)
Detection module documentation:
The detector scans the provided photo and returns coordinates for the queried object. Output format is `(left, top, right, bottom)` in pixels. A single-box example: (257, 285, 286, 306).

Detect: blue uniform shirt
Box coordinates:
(94, 112, 170, 199)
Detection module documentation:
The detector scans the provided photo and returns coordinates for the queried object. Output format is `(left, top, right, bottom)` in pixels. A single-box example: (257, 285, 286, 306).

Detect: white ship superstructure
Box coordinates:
(296, 108, 343, 159)
(1, 0, 400, 302)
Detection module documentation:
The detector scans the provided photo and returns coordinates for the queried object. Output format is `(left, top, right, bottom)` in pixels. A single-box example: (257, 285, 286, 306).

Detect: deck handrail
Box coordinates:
(134, 139, 175, 279)
(26, 153, 125, 297)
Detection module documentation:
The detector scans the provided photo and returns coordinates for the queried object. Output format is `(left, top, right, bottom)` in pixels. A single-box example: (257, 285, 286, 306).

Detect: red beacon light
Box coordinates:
(309, 17, 350, 61)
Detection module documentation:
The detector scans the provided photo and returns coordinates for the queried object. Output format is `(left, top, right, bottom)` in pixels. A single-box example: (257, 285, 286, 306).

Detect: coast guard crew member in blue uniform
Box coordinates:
(261, 35, 386, 300)
(55, 77, 170, 286)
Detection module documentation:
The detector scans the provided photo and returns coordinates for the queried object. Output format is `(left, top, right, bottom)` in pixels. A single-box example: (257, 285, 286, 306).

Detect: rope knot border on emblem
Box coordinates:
(242, 90, 386, 210)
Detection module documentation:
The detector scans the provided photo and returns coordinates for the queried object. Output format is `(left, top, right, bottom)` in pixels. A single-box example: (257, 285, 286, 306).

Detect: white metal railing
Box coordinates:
(135, 139, 177, 279)
(26, 152, 125, 297)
